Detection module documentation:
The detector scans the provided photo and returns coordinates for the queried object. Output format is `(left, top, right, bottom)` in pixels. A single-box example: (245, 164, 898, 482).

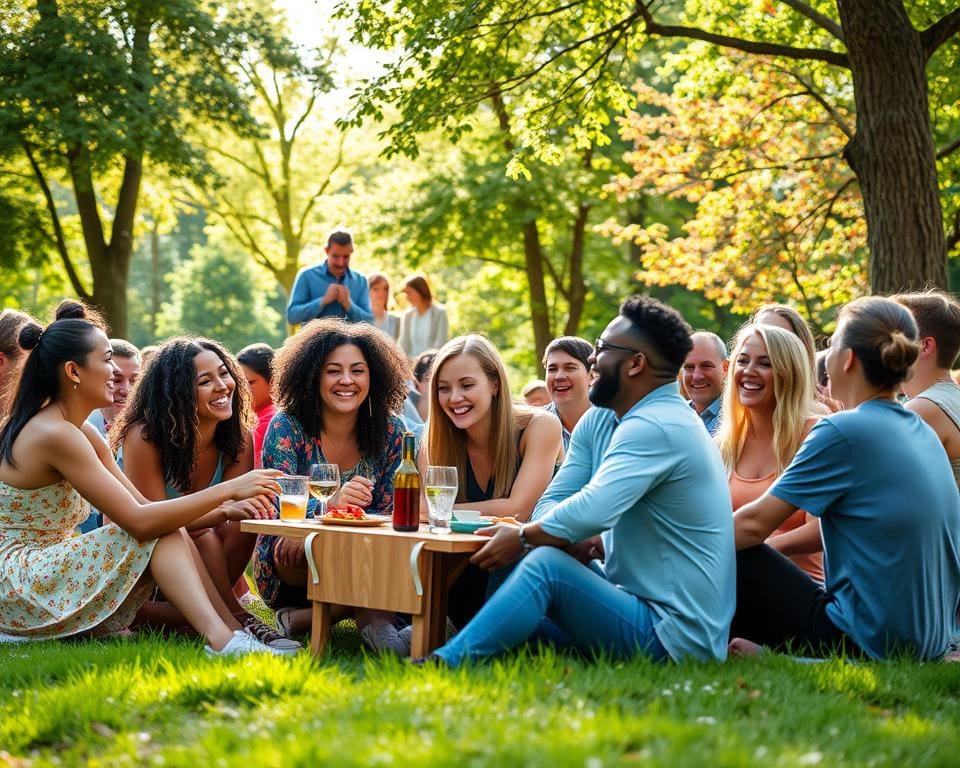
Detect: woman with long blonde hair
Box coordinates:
(716, 324, 823, 581)
(420, 334, 562, 625)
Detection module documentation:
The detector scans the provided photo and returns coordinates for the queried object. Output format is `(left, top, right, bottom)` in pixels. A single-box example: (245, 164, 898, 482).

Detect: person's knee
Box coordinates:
(521, 546, 575, 578)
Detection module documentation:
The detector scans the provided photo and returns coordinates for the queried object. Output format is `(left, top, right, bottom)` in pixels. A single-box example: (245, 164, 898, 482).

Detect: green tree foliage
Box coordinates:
(0, 0, 294, 335)
(339, 0, 960, 295)
(156, 243, 284, 353)
(191, 20, 346, 314)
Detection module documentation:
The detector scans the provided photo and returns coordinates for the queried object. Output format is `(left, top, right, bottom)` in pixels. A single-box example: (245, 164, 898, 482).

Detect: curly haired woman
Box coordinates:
(252, 318, 411, 653)
(113, 338, 300, 652)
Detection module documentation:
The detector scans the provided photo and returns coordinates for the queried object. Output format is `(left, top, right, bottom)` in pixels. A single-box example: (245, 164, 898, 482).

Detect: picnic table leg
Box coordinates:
(409, 550, 440, 658)
(311, 601, 331, 656)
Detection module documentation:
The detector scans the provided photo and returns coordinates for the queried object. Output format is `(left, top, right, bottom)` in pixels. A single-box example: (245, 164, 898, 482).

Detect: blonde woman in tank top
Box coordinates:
(716, 324, 823, 581)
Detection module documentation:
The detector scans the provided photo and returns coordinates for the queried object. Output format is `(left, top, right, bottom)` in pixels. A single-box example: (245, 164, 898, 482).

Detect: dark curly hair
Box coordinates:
(273, 318, 409, 458)
(111, 337, 253, 494)
(619, 294, 693, 375)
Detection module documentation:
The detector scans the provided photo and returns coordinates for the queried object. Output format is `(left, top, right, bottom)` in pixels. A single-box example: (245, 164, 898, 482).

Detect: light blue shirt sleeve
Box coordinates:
(539, 415, 674, 542)
(344, 276, 374, 323)
(530, 411, 596, 523)
(770, 420, 853, 516)
(286, 267, 324, 325)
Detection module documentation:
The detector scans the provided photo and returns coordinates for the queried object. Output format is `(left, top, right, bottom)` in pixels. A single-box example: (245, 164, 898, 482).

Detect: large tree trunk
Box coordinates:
(563, 202, 590, 337)
(521, 221, 552, 371)
(837, 0, 947, 293)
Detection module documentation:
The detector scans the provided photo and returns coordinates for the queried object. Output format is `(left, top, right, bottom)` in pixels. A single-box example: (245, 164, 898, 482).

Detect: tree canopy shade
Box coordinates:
(193, 39, 343, 317)
(0, 0, 294, 335)
(340, 0, 960, 295)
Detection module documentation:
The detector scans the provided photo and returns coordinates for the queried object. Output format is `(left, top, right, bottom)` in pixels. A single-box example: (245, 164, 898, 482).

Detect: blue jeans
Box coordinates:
(435, 547, 668, 667)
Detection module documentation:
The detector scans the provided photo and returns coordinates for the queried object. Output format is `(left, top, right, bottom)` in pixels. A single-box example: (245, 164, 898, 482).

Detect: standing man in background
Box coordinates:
(286, 230, 374, 326)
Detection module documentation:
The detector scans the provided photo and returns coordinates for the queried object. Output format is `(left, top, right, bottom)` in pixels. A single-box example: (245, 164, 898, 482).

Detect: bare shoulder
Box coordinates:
(527, 407, 562, 434)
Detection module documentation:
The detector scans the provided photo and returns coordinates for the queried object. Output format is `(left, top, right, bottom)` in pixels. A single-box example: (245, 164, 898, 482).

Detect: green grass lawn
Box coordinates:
(2, 627, 959, 767)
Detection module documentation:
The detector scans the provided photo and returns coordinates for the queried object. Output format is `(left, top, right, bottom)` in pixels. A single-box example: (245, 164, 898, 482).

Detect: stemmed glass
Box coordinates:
(424, 466, 458, 535)
(309, 463, 340, 518)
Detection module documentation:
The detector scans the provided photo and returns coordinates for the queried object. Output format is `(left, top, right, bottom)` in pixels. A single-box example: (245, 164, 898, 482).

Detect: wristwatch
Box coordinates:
(518, 523, 534, 552)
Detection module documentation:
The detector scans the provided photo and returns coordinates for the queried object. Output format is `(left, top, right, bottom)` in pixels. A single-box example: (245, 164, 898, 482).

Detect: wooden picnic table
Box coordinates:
(240, 519, 486, 657)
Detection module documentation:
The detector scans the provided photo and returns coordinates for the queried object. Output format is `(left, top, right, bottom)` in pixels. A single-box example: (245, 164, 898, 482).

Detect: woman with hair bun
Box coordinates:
(0, 302, 284, 655)
(732, 296, 960, 660)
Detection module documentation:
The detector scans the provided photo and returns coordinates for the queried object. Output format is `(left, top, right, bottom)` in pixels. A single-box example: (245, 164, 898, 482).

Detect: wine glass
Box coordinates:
(424, 466, 458, 535)
(309, 463, 340, 518)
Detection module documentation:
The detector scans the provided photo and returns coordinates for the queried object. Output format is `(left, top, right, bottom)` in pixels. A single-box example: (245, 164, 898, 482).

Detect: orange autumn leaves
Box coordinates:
(603, 54, 867, 327)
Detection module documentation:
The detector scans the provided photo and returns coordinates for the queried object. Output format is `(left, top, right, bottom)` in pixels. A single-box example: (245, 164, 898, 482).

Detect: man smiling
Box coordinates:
(420, 296, 735, 666)
(682, 331, 728, 434)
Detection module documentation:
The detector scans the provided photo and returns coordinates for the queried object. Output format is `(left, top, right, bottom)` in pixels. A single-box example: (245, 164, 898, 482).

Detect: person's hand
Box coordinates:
(337, 475, 374, 508)
(336, 285, 352, 311)
(470, 525, 527, 571)
(226, 469, 281, 501)
(221, 495, 275, 521)
(322, 283, 341, 306)
(567, 535, 604, 565)
(274, 536, 305, 567)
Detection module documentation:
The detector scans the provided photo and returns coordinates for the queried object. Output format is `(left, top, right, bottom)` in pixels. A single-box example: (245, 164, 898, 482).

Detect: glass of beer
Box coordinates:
(309, 463, 340, 518)
(277, 475, 309, 521)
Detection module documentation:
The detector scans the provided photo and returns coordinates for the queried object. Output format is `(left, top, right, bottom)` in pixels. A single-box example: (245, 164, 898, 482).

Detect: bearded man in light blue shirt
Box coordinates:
(428, 296, 735, 666)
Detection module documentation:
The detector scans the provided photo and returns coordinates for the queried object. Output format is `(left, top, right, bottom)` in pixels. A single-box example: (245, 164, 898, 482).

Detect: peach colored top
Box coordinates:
(729, 469, 824, 583)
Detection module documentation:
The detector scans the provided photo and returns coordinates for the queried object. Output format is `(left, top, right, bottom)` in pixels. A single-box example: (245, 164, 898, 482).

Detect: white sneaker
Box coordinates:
(205, 629, 287, 657)
(240, 614, 302, 655)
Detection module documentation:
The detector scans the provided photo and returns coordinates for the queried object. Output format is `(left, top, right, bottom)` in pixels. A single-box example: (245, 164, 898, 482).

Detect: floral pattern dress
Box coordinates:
(252, 412, 405, 608)
(0, 480, 156, 638)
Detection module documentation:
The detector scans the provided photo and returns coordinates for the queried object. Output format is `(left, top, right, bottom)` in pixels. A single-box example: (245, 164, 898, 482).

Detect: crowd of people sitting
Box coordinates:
(0, 228, 958, 665)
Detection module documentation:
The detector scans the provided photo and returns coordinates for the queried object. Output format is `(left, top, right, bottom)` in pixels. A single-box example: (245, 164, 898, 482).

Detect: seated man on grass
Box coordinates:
(424, 295, 735, 666)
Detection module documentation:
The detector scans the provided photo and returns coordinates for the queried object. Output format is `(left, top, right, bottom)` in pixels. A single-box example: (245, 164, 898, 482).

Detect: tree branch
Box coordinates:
(774, 66, 854, 138)
(21, 140, 90, 300)
(921, 8, 960, 60)
(936, 135, 960, 161)
(297, 130, 346, 237)
(636, 2, 849, 68)
(778, 0, 844, 42)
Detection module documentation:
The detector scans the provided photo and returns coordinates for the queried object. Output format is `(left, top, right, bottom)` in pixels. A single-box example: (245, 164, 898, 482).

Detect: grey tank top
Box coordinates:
(916, 380, 960, 489)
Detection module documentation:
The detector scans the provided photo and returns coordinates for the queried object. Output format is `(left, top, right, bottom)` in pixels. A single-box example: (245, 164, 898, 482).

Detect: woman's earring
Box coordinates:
(73, 381, 78, 391)
(368, 397, 373, 417)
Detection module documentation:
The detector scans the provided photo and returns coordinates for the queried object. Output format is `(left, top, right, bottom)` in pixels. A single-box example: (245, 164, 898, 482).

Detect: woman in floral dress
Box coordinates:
(0, 302, 282, 656)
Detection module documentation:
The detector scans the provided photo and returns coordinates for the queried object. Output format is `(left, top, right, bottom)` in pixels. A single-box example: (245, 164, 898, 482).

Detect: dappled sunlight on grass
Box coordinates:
(2, 640, 960, 765)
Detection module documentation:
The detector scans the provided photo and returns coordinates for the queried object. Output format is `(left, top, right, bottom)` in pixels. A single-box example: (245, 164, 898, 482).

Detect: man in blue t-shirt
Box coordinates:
(426, 296, 736, 667)
(286, 230, 374, 326)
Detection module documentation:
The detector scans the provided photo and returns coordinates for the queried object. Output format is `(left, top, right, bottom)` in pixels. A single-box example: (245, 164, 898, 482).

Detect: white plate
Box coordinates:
(453, 509, 482, 522)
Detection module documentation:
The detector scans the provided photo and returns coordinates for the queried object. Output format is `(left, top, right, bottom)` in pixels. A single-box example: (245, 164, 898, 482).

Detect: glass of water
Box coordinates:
(309, 463, 340, 518)
(425, 466, 458, 535)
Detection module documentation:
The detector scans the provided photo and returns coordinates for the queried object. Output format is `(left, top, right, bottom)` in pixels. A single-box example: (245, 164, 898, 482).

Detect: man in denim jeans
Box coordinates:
(428, 296, 735, 666)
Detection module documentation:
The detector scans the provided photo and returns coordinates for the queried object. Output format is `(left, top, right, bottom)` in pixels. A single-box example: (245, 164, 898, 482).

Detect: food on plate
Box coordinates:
(481, 515, 520, 526)
(325, 504, 367, 521)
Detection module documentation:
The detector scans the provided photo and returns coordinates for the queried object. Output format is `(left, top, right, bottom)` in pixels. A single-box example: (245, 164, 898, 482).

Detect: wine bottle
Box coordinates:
(392, 432, 420, 531)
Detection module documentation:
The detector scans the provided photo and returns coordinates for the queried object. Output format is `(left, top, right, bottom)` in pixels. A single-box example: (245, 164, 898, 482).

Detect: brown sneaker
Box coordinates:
(239, 614, 302, 655)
